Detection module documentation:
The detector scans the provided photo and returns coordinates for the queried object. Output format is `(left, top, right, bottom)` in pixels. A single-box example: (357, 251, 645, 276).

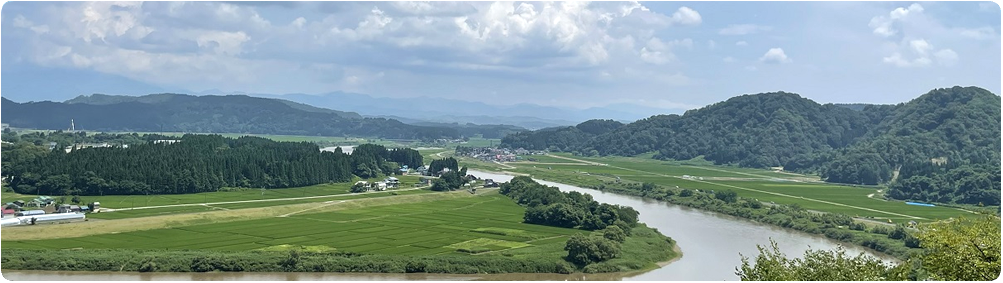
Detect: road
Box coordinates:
(100, 187, 425, 212)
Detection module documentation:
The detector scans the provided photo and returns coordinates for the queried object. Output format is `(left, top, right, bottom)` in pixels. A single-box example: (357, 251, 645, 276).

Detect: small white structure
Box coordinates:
(376, 182, 388, 191)
(1, 213, 85, 227)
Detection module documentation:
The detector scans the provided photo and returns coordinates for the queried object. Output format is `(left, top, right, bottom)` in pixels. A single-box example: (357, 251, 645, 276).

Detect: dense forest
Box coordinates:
(2, 94, 460, 140)
(500, 86, 1001, 205)
(2, 134, 422, 195)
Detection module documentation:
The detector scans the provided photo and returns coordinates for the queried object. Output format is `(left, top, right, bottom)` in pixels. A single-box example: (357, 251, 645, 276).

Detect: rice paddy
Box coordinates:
(2, 193, 586, 257)
(464, 153, 971, 223)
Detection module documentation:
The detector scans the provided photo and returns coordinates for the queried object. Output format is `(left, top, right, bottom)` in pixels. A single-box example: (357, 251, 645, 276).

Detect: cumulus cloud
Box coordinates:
(868, 3, 924, 37)
(718, 24, 772, 35)
(735, 41, 748, 46)
(867, 4, 971, 68)
(759, 48, 791, 64)
(669, 7, 701, 25)
(8, 1, 703, 90)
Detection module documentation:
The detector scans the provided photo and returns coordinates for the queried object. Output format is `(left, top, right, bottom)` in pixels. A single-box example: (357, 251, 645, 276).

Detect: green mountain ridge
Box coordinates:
(2, 95, 458, 140)
(500, 86, 1001, 205)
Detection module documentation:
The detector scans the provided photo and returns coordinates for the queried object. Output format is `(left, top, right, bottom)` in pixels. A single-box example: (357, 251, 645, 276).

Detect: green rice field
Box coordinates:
(2, 193, 584, 257)
(463, 153, 972, 223)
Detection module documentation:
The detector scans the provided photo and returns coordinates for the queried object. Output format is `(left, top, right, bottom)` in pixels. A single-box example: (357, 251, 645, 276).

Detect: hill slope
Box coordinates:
(499, 86, 1001, 205)
(2, 94, 458, 140)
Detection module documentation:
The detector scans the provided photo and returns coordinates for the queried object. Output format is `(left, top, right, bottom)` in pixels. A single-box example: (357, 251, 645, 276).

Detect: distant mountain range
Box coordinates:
(1, 64, 684, 130)
(196, 91, 683, 130)
(2, 94, 462, 140)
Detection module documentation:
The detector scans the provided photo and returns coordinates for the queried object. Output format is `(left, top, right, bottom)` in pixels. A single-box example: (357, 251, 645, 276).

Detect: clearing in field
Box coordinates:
(1, 192, 586, 259)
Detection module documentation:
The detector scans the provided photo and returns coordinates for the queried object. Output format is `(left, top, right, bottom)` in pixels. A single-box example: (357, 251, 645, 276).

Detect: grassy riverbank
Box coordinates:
(1, 190, 678, 274)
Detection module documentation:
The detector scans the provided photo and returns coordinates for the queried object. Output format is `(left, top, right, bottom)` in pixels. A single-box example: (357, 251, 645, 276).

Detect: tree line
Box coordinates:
(3, 134, 423, 196)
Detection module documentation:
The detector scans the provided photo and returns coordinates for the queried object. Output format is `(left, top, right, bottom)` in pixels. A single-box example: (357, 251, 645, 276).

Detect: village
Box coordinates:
(1, 195, 96, 227)
(453, 146, 547, 163)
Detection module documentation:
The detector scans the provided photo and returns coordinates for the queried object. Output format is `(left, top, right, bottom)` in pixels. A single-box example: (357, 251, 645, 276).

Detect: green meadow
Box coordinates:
(462, 153, 972, 224)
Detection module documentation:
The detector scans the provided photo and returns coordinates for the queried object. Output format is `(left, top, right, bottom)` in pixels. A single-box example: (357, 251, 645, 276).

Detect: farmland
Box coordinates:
(455, 153, 971, 224)
(0, 174, 423, 218)
(2, 191, 678, 273)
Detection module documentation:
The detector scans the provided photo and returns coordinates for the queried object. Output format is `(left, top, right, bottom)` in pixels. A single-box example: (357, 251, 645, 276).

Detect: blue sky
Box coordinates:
(2, 1, 1000, 110)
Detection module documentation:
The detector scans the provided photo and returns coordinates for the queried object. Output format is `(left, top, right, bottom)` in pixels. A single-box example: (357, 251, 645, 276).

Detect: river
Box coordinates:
(3, 170, 894, 281)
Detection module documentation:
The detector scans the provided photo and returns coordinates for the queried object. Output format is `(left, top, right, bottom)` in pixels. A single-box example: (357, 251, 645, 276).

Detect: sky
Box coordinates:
(1, 1, 1000, 111)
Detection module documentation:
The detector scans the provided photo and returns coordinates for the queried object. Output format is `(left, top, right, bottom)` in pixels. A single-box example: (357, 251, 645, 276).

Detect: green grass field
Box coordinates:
(464, 153, 972, 224)
(2, 193, 586, 258)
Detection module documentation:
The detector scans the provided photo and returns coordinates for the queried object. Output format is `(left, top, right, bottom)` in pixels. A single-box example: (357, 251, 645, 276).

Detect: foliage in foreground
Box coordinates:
(737, 215, 1001, 281)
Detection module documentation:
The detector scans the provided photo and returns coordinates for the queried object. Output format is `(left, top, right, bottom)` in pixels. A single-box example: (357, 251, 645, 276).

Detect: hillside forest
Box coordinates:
(501, 86, 1001, 206)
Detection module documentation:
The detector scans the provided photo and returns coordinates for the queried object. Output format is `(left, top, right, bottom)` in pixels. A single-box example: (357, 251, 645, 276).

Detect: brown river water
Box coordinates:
(1, 170, 895, 281)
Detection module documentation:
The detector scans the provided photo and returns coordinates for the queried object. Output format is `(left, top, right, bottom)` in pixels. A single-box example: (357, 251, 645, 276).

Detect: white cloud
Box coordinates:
(882, 39, 956, 68)
(745, 65, 757, 71)
(669, 7, 701, 25)
(735, 41, 748, 46)
(722, 56, 735, 63)
(868, 4, 973, 68)
(718, 24, 772, 35)
(759, 48, 791, 64)
(707, 40, 717, 49)
(10, 1, 702, 96)
(868, 3, 923, 37)
(196, 31, 250, 55)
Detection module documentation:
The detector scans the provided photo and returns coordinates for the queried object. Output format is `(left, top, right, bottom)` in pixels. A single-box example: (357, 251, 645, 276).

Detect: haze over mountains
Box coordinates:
(1, 69, 683, 130)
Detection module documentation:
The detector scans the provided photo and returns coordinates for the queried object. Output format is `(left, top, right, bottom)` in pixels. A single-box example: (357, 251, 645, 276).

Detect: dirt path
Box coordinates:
(541, 154, 922, 220)
(543, 154, 601, 165)
(101, 187, 425, 212)
(493, 160, 516, 169)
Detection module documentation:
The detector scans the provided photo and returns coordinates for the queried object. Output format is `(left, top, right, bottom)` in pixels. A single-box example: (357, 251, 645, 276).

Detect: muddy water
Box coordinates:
(2, 170, 894, 281)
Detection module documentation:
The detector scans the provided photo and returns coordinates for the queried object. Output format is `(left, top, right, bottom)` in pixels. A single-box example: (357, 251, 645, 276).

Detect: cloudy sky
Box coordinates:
(2, 1, 1000, 110)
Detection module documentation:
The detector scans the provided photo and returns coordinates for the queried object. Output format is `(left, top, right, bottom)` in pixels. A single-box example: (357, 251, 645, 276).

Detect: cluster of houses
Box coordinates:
(353, 177, 401, 192)
(2, 196, 102, 217)
(2, 196, 95, 226)
(455, 147, 546, 163)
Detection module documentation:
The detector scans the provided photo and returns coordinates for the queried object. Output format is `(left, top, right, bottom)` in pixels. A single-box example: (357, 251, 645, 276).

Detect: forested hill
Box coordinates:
(500, 119, 624, 151)
(2, 135, 425, 195)
(2, 94, 458, 140)
(500, 86, 1001, 205)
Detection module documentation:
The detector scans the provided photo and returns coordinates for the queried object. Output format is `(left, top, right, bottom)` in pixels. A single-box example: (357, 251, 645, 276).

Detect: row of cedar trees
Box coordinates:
(4, 134, 424, 196)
